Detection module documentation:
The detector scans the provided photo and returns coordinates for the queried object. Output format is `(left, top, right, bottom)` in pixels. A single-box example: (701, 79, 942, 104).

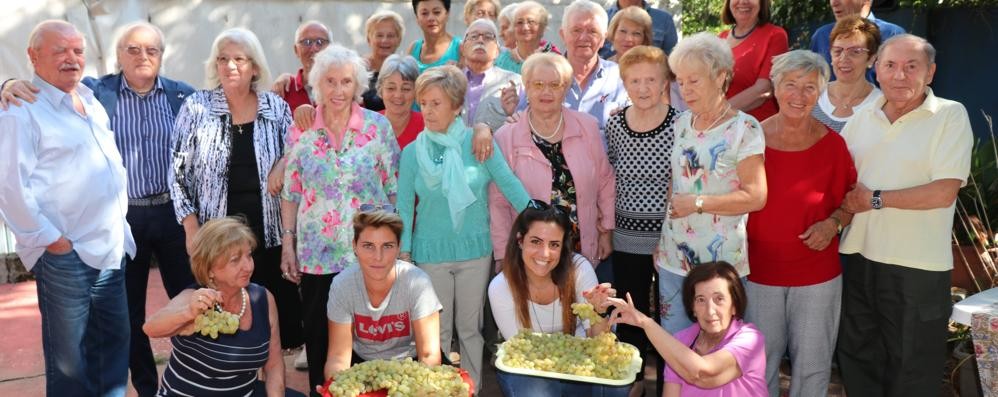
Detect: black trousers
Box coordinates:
(610, 251, 658, 383)
(836, 253, 950, 397)
(301, 272, 336, 397)
(125, 202, 194, 397)
(249, 242, 304, 350)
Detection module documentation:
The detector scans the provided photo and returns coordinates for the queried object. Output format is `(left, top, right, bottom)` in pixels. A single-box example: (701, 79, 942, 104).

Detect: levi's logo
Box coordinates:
(354, 312, 411, 342)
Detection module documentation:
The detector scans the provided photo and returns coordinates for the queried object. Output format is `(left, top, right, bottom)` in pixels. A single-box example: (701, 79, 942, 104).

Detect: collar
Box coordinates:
(464, 65, 495, 83)
(32, 74, 94, 108)
(314, 103, 366, 132)
(872, 87, 940, 117)
(119, 75, 163, 95)
(511, 109, 583, 148)
(206, 87, 284, 121)
(295, 68, 308, 90)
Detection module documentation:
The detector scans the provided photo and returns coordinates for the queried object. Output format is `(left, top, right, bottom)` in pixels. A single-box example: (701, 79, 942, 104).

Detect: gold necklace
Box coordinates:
(691, 103, 732, 135)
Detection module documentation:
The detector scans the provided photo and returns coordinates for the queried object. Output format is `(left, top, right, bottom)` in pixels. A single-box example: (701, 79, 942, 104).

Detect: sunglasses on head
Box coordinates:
(525, 199, 568, 215)
(359, 203, 397, 213)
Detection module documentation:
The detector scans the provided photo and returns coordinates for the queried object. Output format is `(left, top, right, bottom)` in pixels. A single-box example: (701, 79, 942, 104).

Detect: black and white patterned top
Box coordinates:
(605, 105, 678, 255)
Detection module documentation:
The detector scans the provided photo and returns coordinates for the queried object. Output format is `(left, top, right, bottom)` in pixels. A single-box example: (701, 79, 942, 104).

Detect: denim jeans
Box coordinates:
(34, 250, 129, 397)
(496, 370, 631, 397)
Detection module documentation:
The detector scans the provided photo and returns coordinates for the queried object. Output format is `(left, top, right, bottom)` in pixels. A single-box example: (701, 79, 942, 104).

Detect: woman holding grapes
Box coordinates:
(487, 202, 629, 396)
(143, 217, 300, 396)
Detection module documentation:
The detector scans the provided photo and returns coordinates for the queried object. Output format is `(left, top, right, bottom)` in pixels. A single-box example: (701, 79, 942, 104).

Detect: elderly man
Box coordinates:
(598, 0, 678, 58)
(278, 21, 331, 111)
(2, 22, 196, 396)
(810, 0, 904, 82)
(0, 20, 136, 397)
(838, 34, 972, 397)
(462, 18, 521, 131)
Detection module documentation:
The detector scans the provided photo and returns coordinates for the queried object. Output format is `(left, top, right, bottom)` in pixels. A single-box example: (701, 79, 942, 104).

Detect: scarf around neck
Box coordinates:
(414, 116, 476, 230)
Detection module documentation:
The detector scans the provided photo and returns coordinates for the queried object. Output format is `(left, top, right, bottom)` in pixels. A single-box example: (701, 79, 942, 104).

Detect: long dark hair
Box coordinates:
(502, 203, 578, 334)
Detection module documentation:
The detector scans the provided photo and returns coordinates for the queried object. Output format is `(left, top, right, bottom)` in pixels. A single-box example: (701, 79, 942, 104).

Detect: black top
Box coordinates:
(227, 121, 265, 236)
(361, 71, 385, 112)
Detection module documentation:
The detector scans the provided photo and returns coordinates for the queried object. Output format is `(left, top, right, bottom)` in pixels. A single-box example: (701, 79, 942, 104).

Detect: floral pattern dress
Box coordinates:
(282, 105, 400, 274)
(654, 111, 764, 277)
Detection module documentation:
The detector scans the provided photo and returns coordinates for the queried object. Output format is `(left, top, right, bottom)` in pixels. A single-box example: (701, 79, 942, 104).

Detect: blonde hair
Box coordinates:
(521, 52, 573, 87)
(463, 0, 502, 25)
(415, 65, 468, 109)
(204, 28, 272, 91)
(352, 211, 405, 244)
(365, 10, 406, 43)
(607, 6, 652, 49)
(668, 32, 734, 91)
(190, 217, 257, 287)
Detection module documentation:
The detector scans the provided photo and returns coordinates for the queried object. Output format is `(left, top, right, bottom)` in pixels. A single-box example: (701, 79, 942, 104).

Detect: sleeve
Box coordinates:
(488, 127, 517, 261)
(169, 97, 200, 224)
(928, 103, 973, 183)
(759, 25, 790, 80)
(326, 274, 354, 324)
(277, 97, 292, 154)
(377, 117, 401, 198)
(488, 275, 520, 340)
(735, 114, 766, 162)
(719, 323, 766, 380)
(485, 141, 531, 213)
(409, 268, 443, 320)
(280, 134, 303, 203)
(0, 111, 62, 248)
(474, 96, 509, 131)
(592, 128, 616, 232)
(397, 148, 417, 253)
(662, 14, 679, 55)
(573, 254, 599, 303)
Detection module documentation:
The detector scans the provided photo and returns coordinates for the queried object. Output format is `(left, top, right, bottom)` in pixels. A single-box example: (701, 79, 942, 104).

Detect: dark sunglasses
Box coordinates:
(525, 199, 568, 215)
(359, 203, 397, 213)
(298, 38, 330, 48)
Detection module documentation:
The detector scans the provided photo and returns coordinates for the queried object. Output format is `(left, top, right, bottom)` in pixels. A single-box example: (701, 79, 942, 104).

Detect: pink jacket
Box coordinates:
(488, 109, 616, 262)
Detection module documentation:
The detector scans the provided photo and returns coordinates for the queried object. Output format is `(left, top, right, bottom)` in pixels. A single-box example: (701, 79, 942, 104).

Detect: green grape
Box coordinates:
(193, 309, 241, 339)
(571, 303, 604, 325)
(328, 358, 469, 397)
(500, 330, 637, 380)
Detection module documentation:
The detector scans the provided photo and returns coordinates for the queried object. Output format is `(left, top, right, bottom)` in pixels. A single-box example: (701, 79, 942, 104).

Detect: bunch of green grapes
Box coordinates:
(501, 331, 637, 380)
(571, 302, 604, 325)
(328, 358, 469, 397)
(193, 309, 239, 339)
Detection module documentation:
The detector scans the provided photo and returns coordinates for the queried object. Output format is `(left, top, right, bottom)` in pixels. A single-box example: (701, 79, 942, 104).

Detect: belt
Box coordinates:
(128, 192, 171, 207)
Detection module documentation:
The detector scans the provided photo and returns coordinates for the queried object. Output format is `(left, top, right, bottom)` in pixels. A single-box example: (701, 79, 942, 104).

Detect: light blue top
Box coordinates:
(410, 37, 463, 74)
(397, 128, 530, 264)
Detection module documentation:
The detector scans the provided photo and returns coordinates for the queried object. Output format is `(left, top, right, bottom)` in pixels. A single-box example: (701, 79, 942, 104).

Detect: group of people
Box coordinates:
(0, 0, 974, 397)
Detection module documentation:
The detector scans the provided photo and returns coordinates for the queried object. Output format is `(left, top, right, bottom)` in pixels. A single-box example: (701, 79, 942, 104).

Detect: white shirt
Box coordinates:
(0, 75, 135, 271)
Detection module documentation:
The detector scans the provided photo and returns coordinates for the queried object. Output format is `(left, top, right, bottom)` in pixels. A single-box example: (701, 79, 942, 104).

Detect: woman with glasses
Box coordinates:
(278, 44, 399, 393)
(813, 16, 882, 133)
(488, 203, 629, 397)
(362, 11, 406, 112)
(407, 0, 462, 74)
(489, 53, 615, 274)
(494, 1, 560, 74)
(397, 65, 531, 393)
(170, 27, 303, 354)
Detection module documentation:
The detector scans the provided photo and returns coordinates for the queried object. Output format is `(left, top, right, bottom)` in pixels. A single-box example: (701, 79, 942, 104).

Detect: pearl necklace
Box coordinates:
(219, 287, 248, 318)
(528, 110, 564, 140)
(691, 103, 732, 136)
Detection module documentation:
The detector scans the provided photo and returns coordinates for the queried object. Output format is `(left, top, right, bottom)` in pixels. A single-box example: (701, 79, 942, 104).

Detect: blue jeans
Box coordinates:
(34, 251, 129, 397)
(496, 370, 630, 397)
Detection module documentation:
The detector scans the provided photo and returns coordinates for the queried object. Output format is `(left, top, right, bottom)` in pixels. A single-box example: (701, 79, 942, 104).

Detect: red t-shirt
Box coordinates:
(380, 110, 423, 150)
(719, 23, 788, 123)
(280, 69, 313, 112)
(747, 130, 856, 286)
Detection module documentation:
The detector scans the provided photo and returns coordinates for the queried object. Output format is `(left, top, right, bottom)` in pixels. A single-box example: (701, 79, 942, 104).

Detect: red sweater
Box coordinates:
(719, 24, 788, 122)
(747, 130, 856, 286)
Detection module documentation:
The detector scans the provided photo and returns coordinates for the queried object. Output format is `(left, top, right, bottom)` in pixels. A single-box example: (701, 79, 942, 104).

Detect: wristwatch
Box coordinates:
(871, 190, 883, 210)
(695, 196, 704, 215)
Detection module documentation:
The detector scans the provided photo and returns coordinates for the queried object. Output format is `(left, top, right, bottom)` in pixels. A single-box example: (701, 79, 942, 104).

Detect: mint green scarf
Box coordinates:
(414, 117, 476, 231)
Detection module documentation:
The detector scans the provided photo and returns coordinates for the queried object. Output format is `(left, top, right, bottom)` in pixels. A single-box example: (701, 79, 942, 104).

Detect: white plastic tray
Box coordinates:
(494, 337, 642, 386)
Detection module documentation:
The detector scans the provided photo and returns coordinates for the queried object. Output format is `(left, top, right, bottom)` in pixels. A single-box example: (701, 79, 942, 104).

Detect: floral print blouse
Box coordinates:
(282, 104, 400, 275)
(654, 111, 764, 277)
(532, 133, 582, 253)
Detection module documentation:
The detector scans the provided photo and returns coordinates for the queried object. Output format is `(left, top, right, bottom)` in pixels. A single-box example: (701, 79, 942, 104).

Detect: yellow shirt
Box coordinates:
(838, 89, 973, 271)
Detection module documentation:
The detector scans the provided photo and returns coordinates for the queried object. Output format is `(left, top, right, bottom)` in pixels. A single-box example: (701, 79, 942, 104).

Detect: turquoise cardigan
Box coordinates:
(398, 131, 530, 264)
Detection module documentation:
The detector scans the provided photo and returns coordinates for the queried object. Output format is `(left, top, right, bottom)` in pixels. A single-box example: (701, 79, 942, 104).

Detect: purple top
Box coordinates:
(464, 70, 487, 126)
(664, 319, 767, 396)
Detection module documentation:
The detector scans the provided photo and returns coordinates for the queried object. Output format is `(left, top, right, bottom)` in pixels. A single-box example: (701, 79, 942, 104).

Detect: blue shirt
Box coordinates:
(0, 75, 136, 270)
(809, 12, 905, 83)
(599, 1, 679, 58)
(564, 57, 630, 147)
(113, 77, 176, 199)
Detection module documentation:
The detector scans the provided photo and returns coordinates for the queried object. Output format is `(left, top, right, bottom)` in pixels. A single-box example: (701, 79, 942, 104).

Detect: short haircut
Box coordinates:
(561, 0, 608, 36)
(111, 21, 166, 71)
(829, 15, 881, 57)
(770, 50, 830, 93)
(415, 65, 467, 109)
(607, 6, 652, 48)
(681, 261, 747, 323)
(466, 17, 500, 38)
(364, 11, 405, 42)
(376, 54, 420, 93)
(521, 52, 573, 87)
(619, 45, 672, 81)
(352, 210, 404, 244)
(204, 28, 272, 91)
(412, 0, 452, 13)
(294, 20, 330, 42)
(878, 33, 935, 64)
(190, 217, 257, 287)
(722, 0, 772, 25)
(515, 1, 550, 31)
(28, 20, 83, 51)
(498, 2, 520, 26)
(463, 0, 502, 25)
(308, 44, 371, 104)
(668, 32, 734, 91)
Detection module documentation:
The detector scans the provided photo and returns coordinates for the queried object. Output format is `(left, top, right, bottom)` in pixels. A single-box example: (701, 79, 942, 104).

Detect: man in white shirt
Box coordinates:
(0, 20, 135, 397)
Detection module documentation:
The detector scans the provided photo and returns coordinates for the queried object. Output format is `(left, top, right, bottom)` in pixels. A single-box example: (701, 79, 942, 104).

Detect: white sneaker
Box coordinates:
(294, 347, 308, 370)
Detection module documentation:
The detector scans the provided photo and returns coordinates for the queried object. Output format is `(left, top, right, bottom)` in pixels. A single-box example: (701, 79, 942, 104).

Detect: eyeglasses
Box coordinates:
(515, 19, 540, 28)
(525, 199, 568, 215)
(528, 80, 566, 91)
(465, 32, 497, 42)
(216, 55, 252, 66)
(830, 46, 871, 59)
(298, 38, 330, 49)
(124, 45, 161, 57)
(359, 203, 397, 213)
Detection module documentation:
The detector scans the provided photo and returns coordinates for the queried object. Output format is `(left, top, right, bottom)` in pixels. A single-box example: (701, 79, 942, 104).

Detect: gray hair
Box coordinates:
(467, 18, 500, 38)
(770, 50, 830, 93)
(561, 0, 608, 36)
(464, 0, 503, 24)
(204, 28, 272, 91)
(668, 32, 734, 90)
(376, 54, 420, 93)
(515, 1, 550, 31)
(415, 65, 468, 110)
(364, 11, 405, 41)
(878, 33, 936, 64)
(294, 20, 330, 42)
(498, 2, 519, 25)
(28, 20, 83, 51)
(308, 44, 371, 104)
(111, 21, 166, 71)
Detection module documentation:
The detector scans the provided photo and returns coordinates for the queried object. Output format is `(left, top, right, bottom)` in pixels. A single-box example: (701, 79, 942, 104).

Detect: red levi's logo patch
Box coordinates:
(354, 312, 411, 342)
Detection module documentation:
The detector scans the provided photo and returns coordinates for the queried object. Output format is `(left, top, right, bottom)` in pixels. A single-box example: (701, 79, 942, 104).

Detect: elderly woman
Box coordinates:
(170, 28, 303, 351)
(494, 1, 560, 74)
(654, 32, 767, 334)
(489, 203, 628, 396)
(498, 2, 519, 50)
(463, 0, 501, 25)
(279, 44, 399, 393)
(718, 0, 788, 122)
(746, 50, 856, 397)
(397, 65, 531, 392)
(361, 11, 405, 112)
(144, 218, 303, 396)
(813, 16, 882, 133)
(489, 52, 614, 281)
(606, 6, 652, 63)
(609, 262, 767, 397)
(604, 45, 678, 396)
(407, 0, 462, 73)
(377, 55, 424, 149)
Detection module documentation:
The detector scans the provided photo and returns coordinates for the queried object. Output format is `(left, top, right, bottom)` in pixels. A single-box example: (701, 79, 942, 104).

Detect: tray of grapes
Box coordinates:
(494, 331, 643, 386)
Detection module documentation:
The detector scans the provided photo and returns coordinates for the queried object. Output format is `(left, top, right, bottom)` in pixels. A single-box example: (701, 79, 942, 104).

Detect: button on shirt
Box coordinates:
(115, 77, 175, 199)
(0, 76, 136, 271)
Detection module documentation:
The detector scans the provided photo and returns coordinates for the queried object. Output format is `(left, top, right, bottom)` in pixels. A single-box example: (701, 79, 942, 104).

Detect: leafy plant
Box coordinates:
(900, 0, 998, 8)
(953, 111, 998, 292)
